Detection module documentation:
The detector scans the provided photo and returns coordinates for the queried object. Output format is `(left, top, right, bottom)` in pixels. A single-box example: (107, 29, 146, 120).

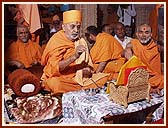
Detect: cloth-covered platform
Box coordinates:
(62, 89, 164, 124)
(3, 84, 164, 125)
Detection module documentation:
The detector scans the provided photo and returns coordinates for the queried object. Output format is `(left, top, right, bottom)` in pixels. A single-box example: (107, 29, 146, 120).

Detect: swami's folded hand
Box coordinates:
(82, 67, 93, 78)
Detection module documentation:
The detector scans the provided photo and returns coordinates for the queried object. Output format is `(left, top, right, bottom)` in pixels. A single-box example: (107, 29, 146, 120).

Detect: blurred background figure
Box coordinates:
(114, 22, 132, 49)
(125, 25, 134, 37)
(101, 24, 113, 35)
(85, 25, 125, 80)
(117, 4, 136, 26)
(4, 25, 43, 82)
(50, 14, 62, 37)
(117, 4, 136, 35)
(15, 4, 42, 33)
(8, 4, 42, 45)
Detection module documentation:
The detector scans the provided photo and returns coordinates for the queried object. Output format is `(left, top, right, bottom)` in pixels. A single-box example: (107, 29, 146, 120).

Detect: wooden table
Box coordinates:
(103, 102, 163, 124)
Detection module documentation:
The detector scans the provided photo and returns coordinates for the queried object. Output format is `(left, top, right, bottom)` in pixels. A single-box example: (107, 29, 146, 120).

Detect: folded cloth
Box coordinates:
(116, 55, 146, 85)
(74, 38, 109, 87)
(8, 69, 41, 97)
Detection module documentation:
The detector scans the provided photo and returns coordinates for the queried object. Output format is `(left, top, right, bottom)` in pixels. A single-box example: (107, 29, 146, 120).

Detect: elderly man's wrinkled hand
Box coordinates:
(82, 67, 93, 78)
(75, 45, 86, 59)
(124, 48, 133, 60)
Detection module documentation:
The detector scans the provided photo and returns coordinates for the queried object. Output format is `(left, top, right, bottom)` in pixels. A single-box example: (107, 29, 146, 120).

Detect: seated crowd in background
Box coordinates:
(5, 7, 164, 96)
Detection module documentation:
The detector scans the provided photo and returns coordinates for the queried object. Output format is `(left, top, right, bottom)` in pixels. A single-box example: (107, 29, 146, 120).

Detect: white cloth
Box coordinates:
(62, 89, 164, 124)
(151, 89, 164, 122)
(117, 5, 136, 26)
(114, 35, 132, 49)
(50, 28, 57, 33)
(62, 90, 111, 124)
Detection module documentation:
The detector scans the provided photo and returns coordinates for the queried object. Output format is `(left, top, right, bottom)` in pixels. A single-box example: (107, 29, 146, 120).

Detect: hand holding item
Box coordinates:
(75, 45, 86, 59)
(124, 48, 133, 60)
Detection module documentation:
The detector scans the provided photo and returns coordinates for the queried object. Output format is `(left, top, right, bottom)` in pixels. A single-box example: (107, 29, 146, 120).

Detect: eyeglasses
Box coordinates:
(53, 20, 61, 25)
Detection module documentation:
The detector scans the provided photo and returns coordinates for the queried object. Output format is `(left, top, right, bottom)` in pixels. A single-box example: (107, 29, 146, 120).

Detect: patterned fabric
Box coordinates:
(151, 89, 164, 122)
(62, 89, 164, 124)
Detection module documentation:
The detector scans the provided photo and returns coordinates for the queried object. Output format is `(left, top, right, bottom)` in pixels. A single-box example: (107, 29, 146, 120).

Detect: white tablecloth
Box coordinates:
(62, 89, 164, 124)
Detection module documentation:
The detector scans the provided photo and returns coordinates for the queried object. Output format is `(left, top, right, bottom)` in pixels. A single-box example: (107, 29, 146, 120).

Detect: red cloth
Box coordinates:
(124, 66, 147, 85)
(151, 118, 164, 124)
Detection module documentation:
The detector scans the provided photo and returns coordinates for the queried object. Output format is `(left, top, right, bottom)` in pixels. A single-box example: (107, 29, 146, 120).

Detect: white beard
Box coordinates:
(68, 34, 79, 41)
(140, 37, 151, 44)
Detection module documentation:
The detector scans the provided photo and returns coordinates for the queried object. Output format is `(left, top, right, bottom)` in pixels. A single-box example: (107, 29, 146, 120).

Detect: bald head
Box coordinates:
(136, 24, 152, 33)
(101, 24, 113, 35)
(114, 22, 125, 38)
(114, 22, 125, 30)
(17, 25, 29, 33)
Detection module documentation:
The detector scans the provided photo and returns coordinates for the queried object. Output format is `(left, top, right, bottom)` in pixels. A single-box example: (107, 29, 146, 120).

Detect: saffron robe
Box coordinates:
(131, 39, 164, 89)
(90, 32, 125, 80)
(5, 39, 42, 68)
(41, 30, 109, 94)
